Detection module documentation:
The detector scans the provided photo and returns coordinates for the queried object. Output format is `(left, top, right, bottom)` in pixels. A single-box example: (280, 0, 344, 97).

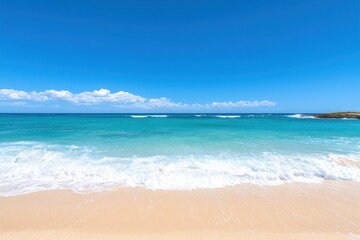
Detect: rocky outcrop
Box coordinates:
(314, 112, 360, 119)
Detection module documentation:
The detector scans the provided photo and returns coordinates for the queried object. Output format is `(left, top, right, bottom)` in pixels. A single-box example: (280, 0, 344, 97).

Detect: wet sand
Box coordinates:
(0, 181, 359, 239)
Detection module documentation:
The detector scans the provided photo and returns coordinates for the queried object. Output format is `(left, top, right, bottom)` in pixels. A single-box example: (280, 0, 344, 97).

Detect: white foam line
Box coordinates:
(215, 115, 241, 118)
(1, 142, 360, 196)
(287, 114, 315, 119)
(129, 115, 168, 118)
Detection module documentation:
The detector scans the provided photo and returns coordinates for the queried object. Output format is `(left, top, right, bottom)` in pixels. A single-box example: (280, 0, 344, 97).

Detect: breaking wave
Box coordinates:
(0, 141, 359, 196)
(287, 114, 315, 119)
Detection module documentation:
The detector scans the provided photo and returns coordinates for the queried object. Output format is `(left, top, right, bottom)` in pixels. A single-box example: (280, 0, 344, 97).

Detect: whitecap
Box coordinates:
(1, 142, 359, 196)
(215, 115, 241, 118)
(287, 114, 315, 119)
(129, 115, 168, 118)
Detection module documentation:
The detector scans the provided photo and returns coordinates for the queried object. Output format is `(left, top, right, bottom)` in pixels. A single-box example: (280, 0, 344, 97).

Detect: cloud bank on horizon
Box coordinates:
(0, 88, 275, 111)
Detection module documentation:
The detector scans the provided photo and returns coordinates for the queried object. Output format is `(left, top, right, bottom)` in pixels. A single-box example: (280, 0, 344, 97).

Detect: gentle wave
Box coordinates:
(341, 118, 358, 120)
(287, 114, 315, 119)
(215, 115, 241, 118)
(194, 114, 242, 118)
(129, 115, 169, 118)
(0, 142, 359, 196)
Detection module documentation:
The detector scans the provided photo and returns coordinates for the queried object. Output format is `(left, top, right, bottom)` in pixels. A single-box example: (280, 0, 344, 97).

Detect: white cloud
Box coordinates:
(208, 100, 275, 108)
(0, 89, 48, 101)
(145, 97, 186, 108)
(0, 88, 276, 110)
(44, 90, 72, 99)
(43, 89, 145, 104)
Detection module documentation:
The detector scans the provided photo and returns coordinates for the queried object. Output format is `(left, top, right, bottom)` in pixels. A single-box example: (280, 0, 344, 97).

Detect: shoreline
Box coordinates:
(0, 181, 359, 239)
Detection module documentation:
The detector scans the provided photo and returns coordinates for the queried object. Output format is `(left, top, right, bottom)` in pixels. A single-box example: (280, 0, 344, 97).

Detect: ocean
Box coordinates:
(0, 113, 359, 196)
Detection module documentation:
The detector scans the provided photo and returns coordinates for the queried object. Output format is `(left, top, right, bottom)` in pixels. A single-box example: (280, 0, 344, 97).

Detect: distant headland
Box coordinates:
(314, 112, 360, 119)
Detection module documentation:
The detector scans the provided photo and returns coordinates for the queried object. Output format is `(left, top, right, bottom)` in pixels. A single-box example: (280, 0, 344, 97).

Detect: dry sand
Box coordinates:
(0, 181, 359, 239)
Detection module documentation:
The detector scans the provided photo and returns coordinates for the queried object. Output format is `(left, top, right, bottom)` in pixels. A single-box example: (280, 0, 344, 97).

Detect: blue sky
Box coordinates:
(0, 0, 359, 113)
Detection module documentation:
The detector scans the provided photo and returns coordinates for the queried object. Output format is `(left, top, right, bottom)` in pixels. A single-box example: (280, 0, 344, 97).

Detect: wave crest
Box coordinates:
(0, 142, 359, 196)
(287, 114, 315, 119)
(129, 115, 168, 118)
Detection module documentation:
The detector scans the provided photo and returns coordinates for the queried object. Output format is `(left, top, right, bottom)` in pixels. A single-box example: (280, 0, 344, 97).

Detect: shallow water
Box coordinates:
(0, 113, 359, 195)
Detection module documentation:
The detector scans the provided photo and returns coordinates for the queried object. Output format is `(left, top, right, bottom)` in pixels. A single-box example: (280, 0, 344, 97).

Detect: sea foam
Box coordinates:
(287, 114, 315, 119)
(129, 115, 168, 118)
(0, 141, 359, 196)
(215, 115, 241, 118)
(194, 115, 242, 118)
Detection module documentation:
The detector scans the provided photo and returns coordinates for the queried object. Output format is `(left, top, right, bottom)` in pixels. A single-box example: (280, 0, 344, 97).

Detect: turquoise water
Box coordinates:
(0, 113, 359, 195)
